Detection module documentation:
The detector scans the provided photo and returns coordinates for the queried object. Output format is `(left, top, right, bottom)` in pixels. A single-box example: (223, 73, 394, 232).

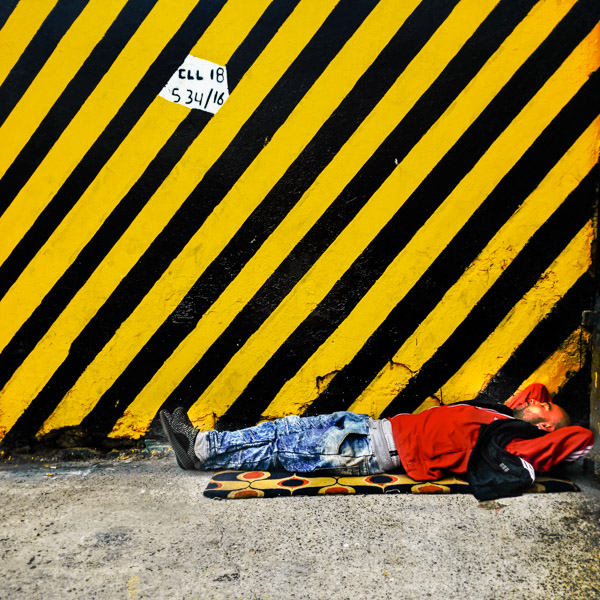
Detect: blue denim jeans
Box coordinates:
(203, 411, 382, 476)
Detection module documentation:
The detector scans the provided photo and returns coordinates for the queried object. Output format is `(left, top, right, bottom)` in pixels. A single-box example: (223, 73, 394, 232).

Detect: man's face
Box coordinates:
(513, 401, 568, 431)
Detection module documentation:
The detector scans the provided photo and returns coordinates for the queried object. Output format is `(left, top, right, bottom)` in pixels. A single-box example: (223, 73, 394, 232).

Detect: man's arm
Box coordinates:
(505, 382, 552, 410)
(505, 426, 594, 472)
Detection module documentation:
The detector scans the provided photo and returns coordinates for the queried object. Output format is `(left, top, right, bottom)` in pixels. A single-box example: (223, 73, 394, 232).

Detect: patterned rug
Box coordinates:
(203, 470, 579, 499)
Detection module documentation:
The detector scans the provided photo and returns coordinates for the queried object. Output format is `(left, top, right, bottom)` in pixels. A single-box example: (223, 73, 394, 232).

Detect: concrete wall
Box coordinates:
(0, 0, 599, 450)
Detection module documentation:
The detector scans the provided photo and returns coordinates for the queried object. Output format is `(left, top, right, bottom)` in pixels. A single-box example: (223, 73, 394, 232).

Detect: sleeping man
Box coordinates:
(160, 383, 594, 500)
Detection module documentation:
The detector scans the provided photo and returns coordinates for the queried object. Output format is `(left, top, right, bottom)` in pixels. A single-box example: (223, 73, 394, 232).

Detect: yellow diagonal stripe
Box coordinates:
(192, 0, 272, 64)
(191, 0, 588, 428)
(349, 117, 600, 417)
(516, 327, 589, 398)
(111, 0, 504, 437)
(0, 0, 272, 359)
(0, 0, 129, 182)
(0, 0, 340, 441)
(44, 0, 421, 436)
(0, 0, 58, 87)
(0, 0, 201, 269)
(265, 30, 599, 419)
(437, 222, 593, 403)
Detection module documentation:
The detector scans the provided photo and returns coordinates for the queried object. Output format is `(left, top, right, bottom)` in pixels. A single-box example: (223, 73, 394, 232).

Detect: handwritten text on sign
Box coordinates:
(159, 55, 229, 114)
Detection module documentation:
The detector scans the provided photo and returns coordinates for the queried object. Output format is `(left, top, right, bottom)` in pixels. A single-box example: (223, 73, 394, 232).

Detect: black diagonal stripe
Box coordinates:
(64, 0, 380, 437)
(0, 0, 218, 295)
(0, 0, 297, 446)
(0, 0, 224, 277)
(0, 0, 159, 220)
(380, 192, 595, 418)
(0, 0, 296, 300)
(0, 0, 89, 128)
(229, 131, 597, 427)
(0, 0, 19, 31)
(475, 275, 593, 411)
(0, 108, 207, 390)
(551, 363, 592, 427)
(3, 0, 370, 315)
(0, 2, 231, 450)
(166, 0, 554, 425)
(81, 0, 468, 435)
(0, 0, 359, 446)
(312, 111, 600, 414)
(225, 0, 301, 89)
(214, 5, 600, 429)
(0, 0, 298, 395)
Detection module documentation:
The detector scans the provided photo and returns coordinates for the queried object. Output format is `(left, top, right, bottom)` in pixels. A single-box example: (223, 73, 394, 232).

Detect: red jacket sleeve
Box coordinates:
(505, 426, 594, 472)
(505, 382, 552, 410)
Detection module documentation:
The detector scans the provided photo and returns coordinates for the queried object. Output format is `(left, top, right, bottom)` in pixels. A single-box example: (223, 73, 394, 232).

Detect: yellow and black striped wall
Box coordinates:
(0, 0, 599, 450)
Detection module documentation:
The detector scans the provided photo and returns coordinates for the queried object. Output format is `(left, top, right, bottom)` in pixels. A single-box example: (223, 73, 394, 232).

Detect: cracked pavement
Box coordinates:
(1, 451, 600, 599)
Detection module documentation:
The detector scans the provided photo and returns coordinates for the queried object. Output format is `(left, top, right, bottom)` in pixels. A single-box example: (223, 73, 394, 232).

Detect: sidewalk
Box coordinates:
(1, 451, 599, 600)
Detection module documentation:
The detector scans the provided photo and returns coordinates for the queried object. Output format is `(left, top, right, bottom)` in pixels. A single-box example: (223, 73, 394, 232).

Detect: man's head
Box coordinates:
(512, 400, 570, 431)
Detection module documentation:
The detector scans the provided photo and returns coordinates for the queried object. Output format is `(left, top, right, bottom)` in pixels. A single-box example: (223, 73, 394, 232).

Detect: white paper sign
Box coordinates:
(159, 55, 229, 114)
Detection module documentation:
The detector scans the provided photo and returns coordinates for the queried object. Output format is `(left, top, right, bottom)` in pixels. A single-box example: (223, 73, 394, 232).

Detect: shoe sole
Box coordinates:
(159, 410, 195, 470)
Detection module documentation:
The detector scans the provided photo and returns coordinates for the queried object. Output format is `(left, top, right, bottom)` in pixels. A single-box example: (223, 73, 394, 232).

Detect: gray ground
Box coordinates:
(1, 448, 599, 600)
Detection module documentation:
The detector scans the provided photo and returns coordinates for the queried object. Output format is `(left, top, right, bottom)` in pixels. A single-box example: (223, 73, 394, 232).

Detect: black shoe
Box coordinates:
(173, 407, 209, 464)
(159, 409, 198, 470)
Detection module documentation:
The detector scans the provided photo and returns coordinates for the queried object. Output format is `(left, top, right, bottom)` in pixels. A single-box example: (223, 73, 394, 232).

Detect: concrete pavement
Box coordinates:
(1, 450, 600, 599)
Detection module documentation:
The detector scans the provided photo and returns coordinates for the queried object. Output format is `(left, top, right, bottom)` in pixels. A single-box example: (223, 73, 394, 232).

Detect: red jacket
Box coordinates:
(389, 404, 593, 481)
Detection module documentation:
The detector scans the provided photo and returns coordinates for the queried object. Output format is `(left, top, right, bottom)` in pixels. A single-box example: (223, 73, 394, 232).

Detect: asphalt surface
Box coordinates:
(1, 449, 600, 600)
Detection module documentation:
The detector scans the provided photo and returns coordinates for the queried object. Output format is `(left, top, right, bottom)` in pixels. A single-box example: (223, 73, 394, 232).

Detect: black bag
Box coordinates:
(467, 419, 546, 501)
